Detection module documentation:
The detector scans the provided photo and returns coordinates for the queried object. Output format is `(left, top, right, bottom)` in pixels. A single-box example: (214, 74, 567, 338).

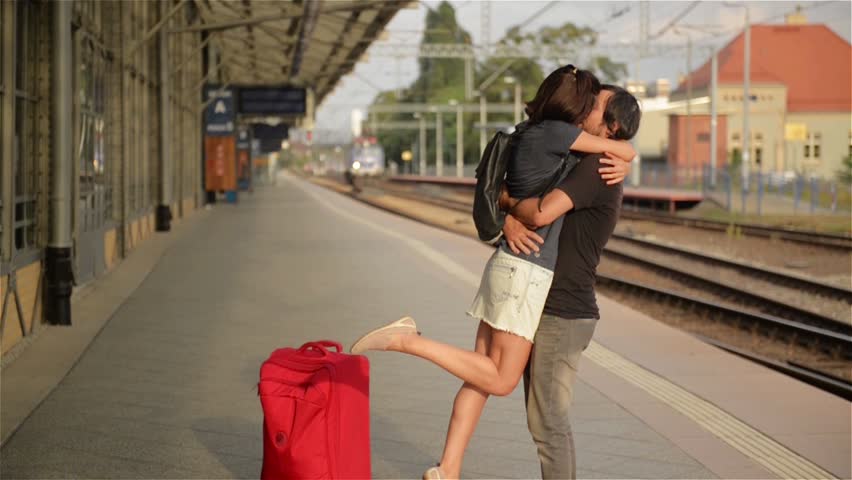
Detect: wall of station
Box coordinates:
(1, 0, 206, 355)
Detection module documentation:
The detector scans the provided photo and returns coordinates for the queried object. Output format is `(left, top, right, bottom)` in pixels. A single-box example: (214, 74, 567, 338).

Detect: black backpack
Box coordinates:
(472, 128, 521, 244)
(473, 124, 581, 245)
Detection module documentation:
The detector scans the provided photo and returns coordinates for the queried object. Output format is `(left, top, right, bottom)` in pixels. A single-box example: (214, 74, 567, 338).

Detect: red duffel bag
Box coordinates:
(259, 340, 370, 479)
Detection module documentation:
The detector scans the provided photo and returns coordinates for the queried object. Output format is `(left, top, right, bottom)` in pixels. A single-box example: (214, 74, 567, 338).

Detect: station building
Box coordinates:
(667, 16, 851, 179)
(0, 0, 404, 355)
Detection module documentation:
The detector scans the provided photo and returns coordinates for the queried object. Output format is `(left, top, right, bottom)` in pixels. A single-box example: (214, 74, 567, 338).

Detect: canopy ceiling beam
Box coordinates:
(171, 0, 390, 34)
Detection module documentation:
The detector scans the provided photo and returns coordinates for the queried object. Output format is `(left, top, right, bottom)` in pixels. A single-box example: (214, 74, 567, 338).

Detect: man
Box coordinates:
(502, 85, 641, 479)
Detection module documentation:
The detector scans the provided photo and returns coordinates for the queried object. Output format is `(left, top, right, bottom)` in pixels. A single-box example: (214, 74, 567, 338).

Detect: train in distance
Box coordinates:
(347, 136, 385, 176)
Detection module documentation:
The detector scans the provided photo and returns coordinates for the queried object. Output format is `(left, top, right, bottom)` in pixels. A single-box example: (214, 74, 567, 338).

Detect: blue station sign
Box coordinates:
(204, 86, 235, 136)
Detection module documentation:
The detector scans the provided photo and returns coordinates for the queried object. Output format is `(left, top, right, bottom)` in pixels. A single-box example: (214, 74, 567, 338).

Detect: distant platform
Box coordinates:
(388, 175, 704, 212)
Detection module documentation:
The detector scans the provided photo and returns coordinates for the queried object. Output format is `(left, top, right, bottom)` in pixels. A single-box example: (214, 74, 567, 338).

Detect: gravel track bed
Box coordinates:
(617, 220, 852, 285)
(606, 238, 852, 326)
(596, 282, 852, 383)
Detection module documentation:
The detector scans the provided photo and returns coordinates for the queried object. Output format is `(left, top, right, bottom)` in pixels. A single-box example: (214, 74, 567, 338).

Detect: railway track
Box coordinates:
(381, 176, 852, 251)
(378, 178, 852, 316)
(619, 209, 852, 251)
(326, 176, 852, 397)
(609, 233, 852, 303)
(595, 275, 852, 400)
(600, 246, 852, 336)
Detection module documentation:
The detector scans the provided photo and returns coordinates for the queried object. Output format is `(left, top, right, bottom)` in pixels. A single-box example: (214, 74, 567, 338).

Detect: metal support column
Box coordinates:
(742, 8, 751, 182)
(1, 1, 15, 262)
(157, 10, 173, 232)
(456, 105, 464, 177)
(418, 116, 426, 175)
(514, 82, 522, 124)
(710, 49, 718, 187)
(47, 0, 74, 325)
(479, 94, 487, 155)
(464, 57, 473, 101)
(685, 34, 692, 181)
(435, 112, 443, 177)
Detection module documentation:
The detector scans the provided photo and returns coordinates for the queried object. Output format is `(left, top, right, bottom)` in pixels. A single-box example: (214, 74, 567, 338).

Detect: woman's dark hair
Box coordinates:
(524, 65, 600, 125)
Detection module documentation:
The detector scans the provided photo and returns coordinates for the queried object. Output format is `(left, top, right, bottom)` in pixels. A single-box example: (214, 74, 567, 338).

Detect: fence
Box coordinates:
(637, 164, 851, 215)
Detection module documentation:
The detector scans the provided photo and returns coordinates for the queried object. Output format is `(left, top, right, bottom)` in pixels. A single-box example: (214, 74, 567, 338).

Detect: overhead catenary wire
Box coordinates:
(649, 1, 702, 40)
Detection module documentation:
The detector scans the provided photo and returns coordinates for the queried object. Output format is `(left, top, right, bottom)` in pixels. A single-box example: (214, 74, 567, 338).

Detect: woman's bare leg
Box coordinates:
(438, 323, 493, 478)
(390, 321, 532, 396)
(438, 383, 488, 478)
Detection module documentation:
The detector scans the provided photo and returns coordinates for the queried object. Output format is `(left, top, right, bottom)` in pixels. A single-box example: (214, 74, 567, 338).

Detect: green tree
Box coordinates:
(373, 3, 628, 171)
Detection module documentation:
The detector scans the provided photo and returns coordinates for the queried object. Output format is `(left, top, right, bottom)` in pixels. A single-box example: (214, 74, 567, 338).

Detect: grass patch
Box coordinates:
(682, 205, 852, 234)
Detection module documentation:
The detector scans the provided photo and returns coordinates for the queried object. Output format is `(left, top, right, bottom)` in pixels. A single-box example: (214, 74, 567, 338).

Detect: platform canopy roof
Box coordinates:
(186, 0, 408, 103)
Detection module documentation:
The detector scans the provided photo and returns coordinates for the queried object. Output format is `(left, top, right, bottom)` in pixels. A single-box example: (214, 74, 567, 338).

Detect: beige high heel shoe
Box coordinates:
(349, 317, 419, 354)
(422, 464, 446, 480)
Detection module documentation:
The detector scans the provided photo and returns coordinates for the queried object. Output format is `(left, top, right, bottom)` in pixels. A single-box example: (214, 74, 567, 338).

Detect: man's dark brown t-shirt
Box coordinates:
(542, 153, 623, 320)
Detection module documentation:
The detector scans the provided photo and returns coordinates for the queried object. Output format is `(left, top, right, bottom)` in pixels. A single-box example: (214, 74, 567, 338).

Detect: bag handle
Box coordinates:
(298, 340, 343, 356)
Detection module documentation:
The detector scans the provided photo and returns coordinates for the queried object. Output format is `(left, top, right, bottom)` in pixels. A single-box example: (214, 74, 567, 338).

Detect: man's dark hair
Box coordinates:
(601, 84, 641, 140)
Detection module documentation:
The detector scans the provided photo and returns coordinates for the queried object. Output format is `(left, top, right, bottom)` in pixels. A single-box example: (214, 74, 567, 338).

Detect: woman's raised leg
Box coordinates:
(390, 321, 532, 396)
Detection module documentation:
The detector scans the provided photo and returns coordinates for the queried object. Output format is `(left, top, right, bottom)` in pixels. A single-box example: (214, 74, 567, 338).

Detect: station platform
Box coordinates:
(1, 172, 847, 479)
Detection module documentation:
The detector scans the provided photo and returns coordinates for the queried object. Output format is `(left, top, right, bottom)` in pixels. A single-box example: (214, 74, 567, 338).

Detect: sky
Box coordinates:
(313, 1, 851, 143)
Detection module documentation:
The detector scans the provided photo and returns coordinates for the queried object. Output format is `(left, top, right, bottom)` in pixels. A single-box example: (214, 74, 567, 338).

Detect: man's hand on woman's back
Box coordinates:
(503, 215, 544, 255)
(598, 152, 632, 185)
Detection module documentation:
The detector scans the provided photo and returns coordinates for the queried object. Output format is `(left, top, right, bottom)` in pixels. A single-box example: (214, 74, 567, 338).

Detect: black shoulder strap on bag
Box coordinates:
(535, 154, 581, 211)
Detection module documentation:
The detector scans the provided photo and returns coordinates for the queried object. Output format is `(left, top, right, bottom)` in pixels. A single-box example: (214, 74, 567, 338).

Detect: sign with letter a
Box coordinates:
(204, 86, 235, 136)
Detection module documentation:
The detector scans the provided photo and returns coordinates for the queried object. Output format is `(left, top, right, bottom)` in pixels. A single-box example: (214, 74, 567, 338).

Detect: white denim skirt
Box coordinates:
(466, 248, 554, 343)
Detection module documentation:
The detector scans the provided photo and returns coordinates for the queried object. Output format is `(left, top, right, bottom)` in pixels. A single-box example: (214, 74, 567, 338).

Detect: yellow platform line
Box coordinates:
(585, 342, 836, 480)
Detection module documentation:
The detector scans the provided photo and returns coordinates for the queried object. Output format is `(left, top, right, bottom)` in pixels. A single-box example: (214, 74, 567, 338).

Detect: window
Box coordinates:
(13, 0, 38, 252)
(75, 33, 111, 233)
(755, 133, 763, 141)
(806, 131, 821, 161)
(732, 133, 741, 141)
(697, 132, 710, 143)
(755, 147, 762, 164)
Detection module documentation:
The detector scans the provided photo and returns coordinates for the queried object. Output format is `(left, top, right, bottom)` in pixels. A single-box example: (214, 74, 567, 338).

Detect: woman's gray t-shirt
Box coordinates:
(498, 120, 582, 271)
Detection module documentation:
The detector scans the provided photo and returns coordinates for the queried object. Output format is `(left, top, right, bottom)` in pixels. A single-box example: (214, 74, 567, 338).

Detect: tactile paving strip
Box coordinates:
(585, 342, 836, 480)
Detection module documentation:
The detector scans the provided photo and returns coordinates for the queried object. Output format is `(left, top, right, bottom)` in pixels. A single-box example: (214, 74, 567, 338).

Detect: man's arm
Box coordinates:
(499, 183, 576, 229)
(509, 189, 575, 229)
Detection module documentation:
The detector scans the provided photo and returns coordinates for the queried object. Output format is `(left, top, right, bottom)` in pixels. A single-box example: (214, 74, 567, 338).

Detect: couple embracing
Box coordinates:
(351, 65, 642, 480)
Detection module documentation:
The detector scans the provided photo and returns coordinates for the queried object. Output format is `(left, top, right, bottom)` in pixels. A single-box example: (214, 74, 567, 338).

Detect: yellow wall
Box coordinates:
(104, 228, 119, 271)
(785, 112, 850, 178)
(670, 83, 850, 178)
(1, 262, 43, 355)
(182, 197, 195, 217)
(3, 204, 200, 354)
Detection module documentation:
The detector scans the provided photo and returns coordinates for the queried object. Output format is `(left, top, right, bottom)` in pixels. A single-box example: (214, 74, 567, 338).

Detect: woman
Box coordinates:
(350, 66, 635, 479)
